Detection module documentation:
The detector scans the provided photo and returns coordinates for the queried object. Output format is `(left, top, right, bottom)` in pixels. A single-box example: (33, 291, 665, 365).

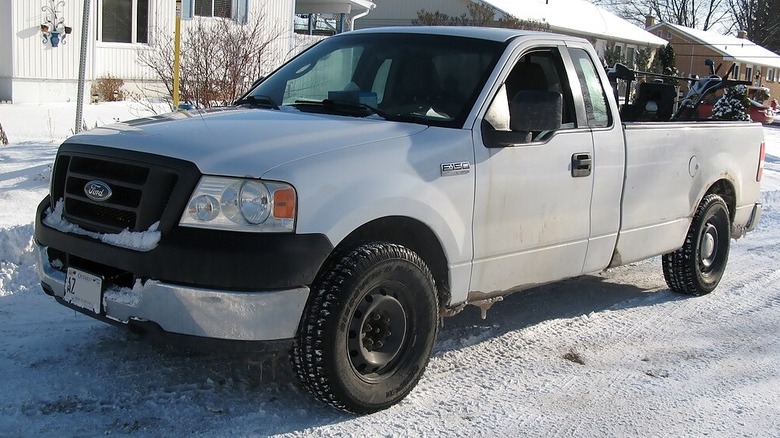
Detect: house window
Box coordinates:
(195, 0, 232, 18)
(626, 47, 636, 68)
(733, 65, 740, 80)
(769, 69, 776, 82)
(101, 0, 149, 43)
(745, 67, 753, 82)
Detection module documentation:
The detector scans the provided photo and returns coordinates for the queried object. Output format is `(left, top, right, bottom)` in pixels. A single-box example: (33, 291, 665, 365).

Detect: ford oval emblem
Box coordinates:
(84, 180, 113, 202)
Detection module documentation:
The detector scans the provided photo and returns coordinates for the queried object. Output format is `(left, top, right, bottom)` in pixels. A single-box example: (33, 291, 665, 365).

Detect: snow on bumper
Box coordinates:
(35, 244, 308, 341)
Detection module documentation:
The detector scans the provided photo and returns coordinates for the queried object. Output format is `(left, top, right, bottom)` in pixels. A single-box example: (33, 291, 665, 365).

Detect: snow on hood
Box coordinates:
(64, 108, 428, 178)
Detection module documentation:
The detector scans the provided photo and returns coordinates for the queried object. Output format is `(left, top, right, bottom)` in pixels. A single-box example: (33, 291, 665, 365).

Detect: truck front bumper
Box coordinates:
(37, 244, 309, 342)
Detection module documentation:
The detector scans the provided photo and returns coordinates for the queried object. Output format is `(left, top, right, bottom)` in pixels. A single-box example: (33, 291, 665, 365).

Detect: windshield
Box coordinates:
(246, 33, 505, 127)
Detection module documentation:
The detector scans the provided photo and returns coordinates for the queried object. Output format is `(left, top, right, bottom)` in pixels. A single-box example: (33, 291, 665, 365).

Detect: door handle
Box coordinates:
(571, 153, 592, 177)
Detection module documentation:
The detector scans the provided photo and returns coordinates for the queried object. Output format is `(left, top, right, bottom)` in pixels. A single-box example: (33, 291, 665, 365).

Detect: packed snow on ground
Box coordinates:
(1, 101, 779, 436)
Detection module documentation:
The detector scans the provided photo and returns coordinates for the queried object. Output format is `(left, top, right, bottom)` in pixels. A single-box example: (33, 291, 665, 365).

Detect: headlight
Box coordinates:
(180, 177, 296, 232)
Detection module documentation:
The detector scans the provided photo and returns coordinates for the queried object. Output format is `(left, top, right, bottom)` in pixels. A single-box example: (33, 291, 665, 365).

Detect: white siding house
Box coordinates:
(0, 0, 375, 103)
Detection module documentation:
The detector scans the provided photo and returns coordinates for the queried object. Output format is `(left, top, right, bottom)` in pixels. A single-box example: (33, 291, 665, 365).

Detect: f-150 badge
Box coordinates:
(441, 162, 471, 176)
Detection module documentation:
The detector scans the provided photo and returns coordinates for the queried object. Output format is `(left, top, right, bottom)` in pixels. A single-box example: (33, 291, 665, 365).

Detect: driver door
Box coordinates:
(470, 45, 594, 294)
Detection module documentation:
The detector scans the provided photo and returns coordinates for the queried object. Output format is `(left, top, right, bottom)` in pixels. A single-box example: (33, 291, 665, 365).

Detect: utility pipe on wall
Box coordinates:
(75, 0, 91, 134)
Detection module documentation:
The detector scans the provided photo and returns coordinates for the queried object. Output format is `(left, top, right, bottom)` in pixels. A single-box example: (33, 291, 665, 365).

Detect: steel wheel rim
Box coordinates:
(700, 222, 719, 270)
(347, 286, 408, 380)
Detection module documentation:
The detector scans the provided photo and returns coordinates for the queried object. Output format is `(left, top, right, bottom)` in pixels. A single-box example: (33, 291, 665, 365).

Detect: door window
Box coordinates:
(569, 48, 612, 128)
(484, 47, 577, 141)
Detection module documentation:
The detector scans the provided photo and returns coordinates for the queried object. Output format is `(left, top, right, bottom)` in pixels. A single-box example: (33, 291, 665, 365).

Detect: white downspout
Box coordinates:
(349, 2, 374, 31)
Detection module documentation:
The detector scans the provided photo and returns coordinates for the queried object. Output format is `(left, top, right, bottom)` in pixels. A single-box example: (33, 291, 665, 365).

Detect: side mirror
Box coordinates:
(510, 91, 562, 132)
(482, 91, 563, 147)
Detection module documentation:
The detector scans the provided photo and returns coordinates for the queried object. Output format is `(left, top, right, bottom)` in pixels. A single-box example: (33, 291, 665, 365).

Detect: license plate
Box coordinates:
(64, 268, 103, 314)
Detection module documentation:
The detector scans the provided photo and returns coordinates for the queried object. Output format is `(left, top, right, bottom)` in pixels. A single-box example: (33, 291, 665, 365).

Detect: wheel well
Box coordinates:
(705, 179, 736, 222)
(334, 217, 451, 307)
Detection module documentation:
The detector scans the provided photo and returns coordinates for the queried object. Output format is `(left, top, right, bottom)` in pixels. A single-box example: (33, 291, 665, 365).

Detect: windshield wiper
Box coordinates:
(234, 95, 279, 109)
(326, 99, 390, 119)
(291, 99, 389, 120)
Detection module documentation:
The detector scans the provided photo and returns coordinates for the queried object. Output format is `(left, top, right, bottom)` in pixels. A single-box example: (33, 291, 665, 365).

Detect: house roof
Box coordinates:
(479, 0, 668, 47)
(653, 23, 780, 70)
(296, 0, 375, 15)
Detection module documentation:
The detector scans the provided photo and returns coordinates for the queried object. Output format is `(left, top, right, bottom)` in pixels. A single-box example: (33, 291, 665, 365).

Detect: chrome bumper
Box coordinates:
(746, 202, 762, 232)
(36, 244, 309, 341)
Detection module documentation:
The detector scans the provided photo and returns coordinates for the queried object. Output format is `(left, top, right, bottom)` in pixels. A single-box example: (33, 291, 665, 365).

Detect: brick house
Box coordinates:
(647, 20, 780, 101)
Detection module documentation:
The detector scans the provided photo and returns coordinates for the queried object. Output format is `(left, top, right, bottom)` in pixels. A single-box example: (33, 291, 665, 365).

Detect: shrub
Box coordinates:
(136, 12, 284, 109)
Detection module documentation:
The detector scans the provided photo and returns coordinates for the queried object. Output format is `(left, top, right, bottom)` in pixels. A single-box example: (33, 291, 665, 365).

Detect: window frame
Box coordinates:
(183, 0, 247, 21)
(97, 0, 151, 45)
(193, 0, 232, 18)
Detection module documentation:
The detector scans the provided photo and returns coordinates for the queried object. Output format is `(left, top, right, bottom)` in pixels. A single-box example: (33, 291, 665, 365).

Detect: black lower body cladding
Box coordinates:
(35, 196, 333, 291)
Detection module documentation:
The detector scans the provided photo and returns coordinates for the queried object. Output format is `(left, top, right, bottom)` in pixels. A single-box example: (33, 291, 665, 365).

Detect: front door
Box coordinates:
(470, 45, 595, 294)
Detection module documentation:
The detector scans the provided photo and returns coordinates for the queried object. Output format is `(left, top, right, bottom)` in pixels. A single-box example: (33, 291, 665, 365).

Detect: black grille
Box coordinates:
(51, 148, 187, 234)
(67, 198, 136, 230)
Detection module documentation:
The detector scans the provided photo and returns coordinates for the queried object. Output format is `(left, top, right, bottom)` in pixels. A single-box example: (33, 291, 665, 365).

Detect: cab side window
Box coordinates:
(569, 48, 612, 128)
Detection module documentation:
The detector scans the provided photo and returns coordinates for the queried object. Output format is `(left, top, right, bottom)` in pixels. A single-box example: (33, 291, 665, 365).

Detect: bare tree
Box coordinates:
(411, 10, 452, 26)
(135, 12, 284, 110)
(727, 0, 780, 53)
(593, 0, 729, 30)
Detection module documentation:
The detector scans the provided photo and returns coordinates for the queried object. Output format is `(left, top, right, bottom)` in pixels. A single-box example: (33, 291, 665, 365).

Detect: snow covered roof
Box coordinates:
(296, 0, 375, 14)
(479, 0, 668, 47)
(658, 23, 780, 70)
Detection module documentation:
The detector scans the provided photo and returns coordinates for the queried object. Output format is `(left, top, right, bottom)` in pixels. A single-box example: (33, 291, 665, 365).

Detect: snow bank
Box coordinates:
(0, 101, 166, 143)
(0, 224, 37, 297)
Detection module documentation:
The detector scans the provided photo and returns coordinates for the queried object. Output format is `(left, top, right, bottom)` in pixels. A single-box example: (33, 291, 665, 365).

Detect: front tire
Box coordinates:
(663, 194, 731, 295)
(291, 242, 439, 414)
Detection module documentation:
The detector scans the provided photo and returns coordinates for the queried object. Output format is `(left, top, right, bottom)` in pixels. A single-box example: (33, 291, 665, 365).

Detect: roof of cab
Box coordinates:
(346, 26, 581, 44)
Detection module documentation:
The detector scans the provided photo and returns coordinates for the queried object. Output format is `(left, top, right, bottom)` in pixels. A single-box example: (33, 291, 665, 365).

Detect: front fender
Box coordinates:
(263, 127, 476, 301)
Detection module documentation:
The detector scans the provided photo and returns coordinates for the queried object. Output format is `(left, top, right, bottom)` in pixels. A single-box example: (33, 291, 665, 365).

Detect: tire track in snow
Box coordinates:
(511, 228, 780, 437)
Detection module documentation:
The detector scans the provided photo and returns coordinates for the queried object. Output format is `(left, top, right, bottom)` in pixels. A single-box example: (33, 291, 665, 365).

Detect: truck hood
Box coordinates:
(65, 108, 428, 177)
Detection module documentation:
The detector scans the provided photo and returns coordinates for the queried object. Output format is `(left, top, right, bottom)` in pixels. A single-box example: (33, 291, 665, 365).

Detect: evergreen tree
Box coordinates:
(712, 85, 752, 121)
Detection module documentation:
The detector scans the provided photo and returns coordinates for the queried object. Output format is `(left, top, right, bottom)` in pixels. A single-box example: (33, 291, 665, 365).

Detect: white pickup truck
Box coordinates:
(34, 27, 764, 413)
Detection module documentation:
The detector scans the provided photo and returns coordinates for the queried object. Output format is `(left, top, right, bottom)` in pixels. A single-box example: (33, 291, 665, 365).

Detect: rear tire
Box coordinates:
(662, 194, 731, 295)
(291, 242, 438, 414)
